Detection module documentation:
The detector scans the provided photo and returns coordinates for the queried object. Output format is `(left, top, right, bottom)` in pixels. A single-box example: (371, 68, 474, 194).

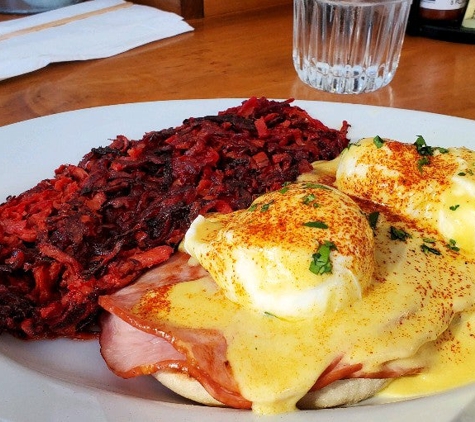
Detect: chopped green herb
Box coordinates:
(279, 182, 292, 194)
(263, 311, 288, 321)
(373, 135, 385, 149)
(417, 156, 431, 172)
(279, 186, 290, 194)
(450, 204, 460, 211)
(260, 200, 274, 212)
(414, 135, 434, 156)
(303, 221, 328, 229)
(423, 237, 437, 244)
(302, 192, 320, 208)
(368, 211, 380, 230)
(414, 135, 448, 158)
(309, 241, 337, 275)
(390, 226, 412, 241)
(421, 243, 441, 255)
(458, 172, 466, 176)
(249, 200, 275, 212)
(446, 239, 460, 252)
(302, 193, 316, 205)
(302, 182, 331, 190)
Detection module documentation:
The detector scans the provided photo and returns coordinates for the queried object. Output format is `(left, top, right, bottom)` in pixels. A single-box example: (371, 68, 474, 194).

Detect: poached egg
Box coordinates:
(182, 182, 375, 319)
(336, 137, 475, 255)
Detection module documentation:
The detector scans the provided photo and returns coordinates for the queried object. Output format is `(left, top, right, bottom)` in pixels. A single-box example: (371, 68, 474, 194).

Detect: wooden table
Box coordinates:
(1, 3, 475, 128)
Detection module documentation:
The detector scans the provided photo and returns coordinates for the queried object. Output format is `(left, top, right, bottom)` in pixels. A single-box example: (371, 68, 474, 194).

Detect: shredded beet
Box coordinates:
(0, 97, 349, 339)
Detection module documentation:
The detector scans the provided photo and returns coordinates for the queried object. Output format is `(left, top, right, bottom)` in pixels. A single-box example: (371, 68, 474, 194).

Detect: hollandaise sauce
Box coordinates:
(379, 308, 475, 398)
(132, 183, 475, 415)
(336, 137, 475, 256)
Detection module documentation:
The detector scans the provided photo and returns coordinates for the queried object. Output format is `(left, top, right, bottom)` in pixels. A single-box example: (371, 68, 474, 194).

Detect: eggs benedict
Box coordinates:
(336, 136, 475, 255)
(183, 183, 374, 320)
(98, 138, 475, 415)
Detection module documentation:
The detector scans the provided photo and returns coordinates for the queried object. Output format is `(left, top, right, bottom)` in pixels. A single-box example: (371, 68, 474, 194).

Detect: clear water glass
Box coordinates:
(293, 0, 412, 94)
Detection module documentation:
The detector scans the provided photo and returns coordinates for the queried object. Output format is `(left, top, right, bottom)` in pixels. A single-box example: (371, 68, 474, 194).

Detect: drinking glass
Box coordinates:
(293, 0, 412, 94)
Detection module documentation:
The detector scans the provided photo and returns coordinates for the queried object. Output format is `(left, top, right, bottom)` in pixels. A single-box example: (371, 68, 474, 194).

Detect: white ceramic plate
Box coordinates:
(0, 99, 475, 422)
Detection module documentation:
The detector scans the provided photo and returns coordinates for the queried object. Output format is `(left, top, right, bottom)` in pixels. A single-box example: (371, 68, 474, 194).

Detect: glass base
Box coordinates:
(294, 59, 397, 95)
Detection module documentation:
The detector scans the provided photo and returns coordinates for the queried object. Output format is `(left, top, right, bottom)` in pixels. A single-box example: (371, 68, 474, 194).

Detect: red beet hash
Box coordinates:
(0, 97, 349, 339)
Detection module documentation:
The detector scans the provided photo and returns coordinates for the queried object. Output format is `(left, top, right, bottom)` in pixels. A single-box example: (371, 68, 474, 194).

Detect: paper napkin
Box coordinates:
(0, 0, 194, 80)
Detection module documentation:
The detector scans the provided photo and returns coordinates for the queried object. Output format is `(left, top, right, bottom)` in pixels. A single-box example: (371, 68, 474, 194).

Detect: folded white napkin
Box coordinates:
(0, 0, 194, 80)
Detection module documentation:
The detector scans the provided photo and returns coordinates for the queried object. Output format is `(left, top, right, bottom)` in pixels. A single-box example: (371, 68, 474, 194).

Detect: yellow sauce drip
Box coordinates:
(135, 208, 475, 414)
(379, 309, 475, 398)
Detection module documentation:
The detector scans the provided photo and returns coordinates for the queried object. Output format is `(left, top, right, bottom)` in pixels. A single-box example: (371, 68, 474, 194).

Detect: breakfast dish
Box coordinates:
(99, 139, 475, 414)
(0, 99, 475, 421)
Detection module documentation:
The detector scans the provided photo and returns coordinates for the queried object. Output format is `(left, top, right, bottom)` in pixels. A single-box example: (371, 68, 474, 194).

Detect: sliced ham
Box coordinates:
(100, 312, 185, 377)
(99, 252, 251, 409)
(99, 252, 422, 409)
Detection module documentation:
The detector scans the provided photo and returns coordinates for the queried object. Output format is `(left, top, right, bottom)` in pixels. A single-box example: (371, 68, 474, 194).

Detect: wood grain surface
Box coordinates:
(1, 3, 475, 127)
